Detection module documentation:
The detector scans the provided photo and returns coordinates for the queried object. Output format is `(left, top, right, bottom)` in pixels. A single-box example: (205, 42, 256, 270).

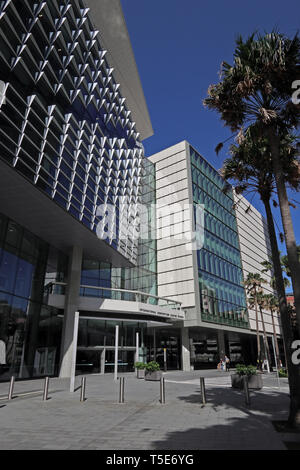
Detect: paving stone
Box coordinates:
(0, 370, 295, 450)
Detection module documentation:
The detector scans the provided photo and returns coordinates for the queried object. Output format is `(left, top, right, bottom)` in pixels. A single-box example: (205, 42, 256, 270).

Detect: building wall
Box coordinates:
(0, 0, 146, 265)
(85, 0, 153, 141)
(149, 142, 250, 329)
(0, 212, 65, 380)
(149, 141, 198, 309)
(149, 140, 280, 340)
(107, 157, 158, 300)
(234, 192, 280, 335)
(190, 145, 249, 330)
(149, 141, 283, 368)
(0, 0, 157, 380)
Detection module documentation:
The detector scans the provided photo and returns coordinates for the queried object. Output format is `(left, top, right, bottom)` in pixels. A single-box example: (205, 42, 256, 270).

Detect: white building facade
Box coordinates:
(149, 141, 283, 370)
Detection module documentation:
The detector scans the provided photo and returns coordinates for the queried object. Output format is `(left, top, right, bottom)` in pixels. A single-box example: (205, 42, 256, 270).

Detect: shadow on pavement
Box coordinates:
(150, 415, 286, 450)
(176, 386, 290, 416)
(148, 386, 290, 449)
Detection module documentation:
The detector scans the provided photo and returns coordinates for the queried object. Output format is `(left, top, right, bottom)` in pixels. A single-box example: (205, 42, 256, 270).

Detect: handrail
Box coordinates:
(44, 281, 183, 311)
(80, 284, 182, 306)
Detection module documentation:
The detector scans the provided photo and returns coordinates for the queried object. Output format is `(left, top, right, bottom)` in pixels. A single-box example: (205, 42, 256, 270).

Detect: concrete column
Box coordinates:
(59, 246, 83, 378)
(217, 329, 226, 361)
(69, 311, 79, 392)
(181, 327, 191, 371)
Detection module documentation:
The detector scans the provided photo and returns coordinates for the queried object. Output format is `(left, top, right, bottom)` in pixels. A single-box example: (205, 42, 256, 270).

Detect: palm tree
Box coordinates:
(257, 292, 272, 370)
(281, 245, 300, 279)
(203, 31, 300, 338)
(247, 293, 261, 364)
(261, 260, 291, 291)
(222, 128, 295, 370)
(264, 293, 282, 369)
(244, 272, 267, 367)
(204, 31, 300, 426)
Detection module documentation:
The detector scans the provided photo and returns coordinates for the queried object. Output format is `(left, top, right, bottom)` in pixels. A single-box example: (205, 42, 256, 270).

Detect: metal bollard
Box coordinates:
(8, 376, 15, 400)
(80, 377, 86, 402)
(118, 377, 125, 403)
(243, 375, 250, 407)
(43, 377, 49, 401)
(200, 377, 206, 404)
(160, 377, 166, 404)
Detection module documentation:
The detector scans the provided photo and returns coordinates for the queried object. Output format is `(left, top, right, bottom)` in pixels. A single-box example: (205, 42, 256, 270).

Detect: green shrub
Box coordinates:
(134, 362, 146, 370)
(145, 361, 160, 372)
(235, 364, 257, 376)
(278, 368, 288, 378)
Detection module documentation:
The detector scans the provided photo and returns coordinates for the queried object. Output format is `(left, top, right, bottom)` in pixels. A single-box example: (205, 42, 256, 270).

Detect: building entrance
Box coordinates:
(146, 327, 181, 370)
(75, 347, 136, 375)
(104, 349, 135, 373)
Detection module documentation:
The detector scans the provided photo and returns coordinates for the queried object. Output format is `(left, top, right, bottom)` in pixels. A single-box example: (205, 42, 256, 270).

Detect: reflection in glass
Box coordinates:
(0, 213, 64, 380)
(190, 146, 248, 329)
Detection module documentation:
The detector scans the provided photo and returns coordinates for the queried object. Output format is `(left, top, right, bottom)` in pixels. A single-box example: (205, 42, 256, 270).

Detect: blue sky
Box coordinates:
(121, 0, 300, 256)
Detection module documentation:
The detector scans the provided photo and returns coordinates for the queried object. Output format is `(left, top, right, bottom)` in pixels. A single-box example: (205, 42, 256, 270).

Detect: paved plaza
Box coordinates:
(0, 370, 298, 450)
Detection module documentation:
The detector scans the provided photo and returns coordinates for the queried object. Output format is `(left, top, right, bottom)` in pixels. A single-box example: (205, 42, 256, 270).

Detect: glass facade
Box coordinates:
(79, 158, 157, 303)
(189, 328, 259, 369)
(0, 2, 181, 380)
(80, 259, 112, 298)
(190, 146, 249, 328)
(146, 327, 181, 370)
(120, 157, 157, 299)
(0, 213, 66, 380)
(76, 319, 148, 374)
(76, 321, 182, 374)
(0, 0, 144, 265)
(78, 319, 147, 349)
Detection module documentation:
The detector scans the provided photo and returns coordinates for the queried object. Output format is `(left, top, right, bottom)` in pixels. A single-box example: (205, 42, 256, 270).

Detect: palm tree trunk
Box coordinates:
(270, 307, 281, 368)
(258, 304, 272, 369)
(266, 127, 300, 339)
(262, 195, 300, 427)
(254, 295, 261, 366)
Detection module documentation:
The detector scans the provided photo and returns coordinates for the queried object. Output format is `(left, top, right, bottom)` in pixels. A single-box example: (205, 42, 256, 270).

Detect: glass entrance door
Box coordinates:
(104, 349, 135, 373)
(120, 350, 135, 372)
(76, 349, 101, 375)
(76, 348, 136, 374)
(146, 328, 181, 370)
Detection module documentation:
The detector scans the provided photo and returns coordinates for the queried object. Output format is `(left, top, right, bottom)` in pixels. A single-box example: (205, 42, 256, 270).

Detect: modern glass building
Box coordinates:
(0, 2, 282, 381)
(149, 141, 282, 370)
(0, 0, 144, 265)
(0, 213, 66, 378)
(190, 145, 249, 329)
(0, 0, 185, 382)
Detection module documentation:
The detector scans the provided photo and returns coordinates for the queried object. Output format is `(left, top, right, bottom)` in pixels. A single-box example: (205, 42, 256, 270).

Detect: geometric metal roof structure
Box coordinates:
(0, 0, 151, 266)
(86, 0, 153, 141)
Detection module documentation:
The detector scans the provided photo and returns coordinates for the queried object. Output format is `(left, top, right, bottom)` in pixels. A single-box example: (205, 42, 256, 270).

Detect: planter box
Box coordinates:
(136, 369, 145, 379)
(144, 370, 162, 381)
(231, 374, 263, 390)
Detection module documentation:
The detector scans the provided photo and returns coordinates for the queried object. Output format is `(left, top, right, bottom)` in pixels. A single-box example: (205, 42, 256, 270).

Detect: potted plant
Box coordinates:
(135, 362, 146, 379)
(144, 361, 162, 381)
(231, 364, 263, 390)
(278, 367, 288, 378)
